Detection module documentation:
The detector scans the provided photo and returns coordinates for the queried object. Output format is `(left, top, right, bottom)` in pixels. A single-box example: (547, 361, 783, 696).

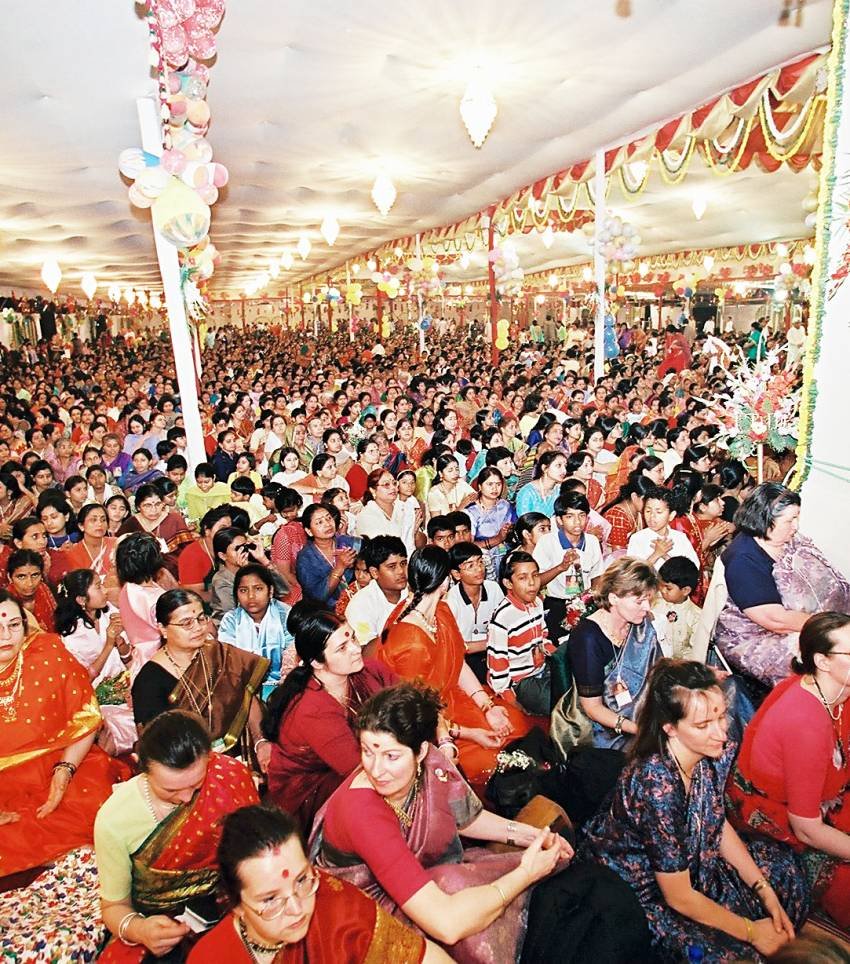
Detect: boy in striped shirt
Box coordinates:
(487, 550, 557, 715)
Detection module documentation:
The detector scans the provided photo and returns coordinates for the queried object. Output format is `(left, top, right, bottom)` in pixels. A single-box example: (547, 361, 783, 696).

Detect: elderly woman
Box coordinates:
(713, 483, 850, 687)
(0, 590, 127, 876)
(727, 612, 850, 929)
(567, 558, 663, 750)
(188, 804, 444, 963)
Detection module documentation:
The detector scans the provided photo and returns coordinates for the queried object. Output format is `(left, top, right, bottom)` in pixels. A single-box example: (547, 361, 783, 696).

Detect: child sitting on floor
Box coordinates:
(651, 556, 702, 660)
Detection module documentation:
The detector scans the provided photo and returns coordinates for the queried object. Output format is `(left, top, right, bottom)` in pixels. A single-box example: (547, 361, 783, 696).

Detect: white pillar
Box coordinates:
(415, 234, 425, 354)
(797, 0, 850, 577)
(593, 149, 606, 383)
(136, 97, 206, 471)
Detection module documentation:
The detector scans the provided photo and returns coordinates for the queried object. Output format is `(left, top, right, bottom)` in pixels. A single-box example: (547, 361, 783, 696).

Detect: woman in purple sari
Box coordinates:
(309, 684, 649, 964)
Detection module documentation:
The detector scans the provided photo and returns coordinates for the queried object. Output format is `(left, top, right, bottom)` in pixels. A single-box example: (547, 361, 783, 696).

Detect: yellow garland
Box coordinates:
(793, 0, 849, 489)
(758, 94, 826, 162)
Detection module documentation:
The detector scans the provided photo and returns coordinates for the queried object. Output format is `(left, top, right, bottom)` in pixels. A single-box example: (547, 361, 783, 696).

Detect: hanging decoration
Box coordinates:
(371, 175, 397, 217)
(459, 69, 497, 148)
(41, 259, 62, 294)
(80, 273, 98, 300)
(321, 214, 340, 247)
(405, 256, 444, 300)
(488, 240, 524, 296)
(595, 214, 640, 266)
(345, 283, 362, 305)
(297, 237, 312, 260)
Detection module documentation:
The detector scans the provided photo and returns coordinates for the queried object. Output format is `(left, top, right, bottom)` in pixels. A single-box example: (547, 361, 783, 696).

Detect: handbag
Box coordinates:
(549, 645, 593, 761)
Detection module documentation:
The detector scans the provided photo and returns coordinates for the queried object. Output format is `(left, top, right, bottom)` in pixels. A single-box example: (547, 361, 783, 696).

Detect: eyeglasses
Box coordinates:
(139, 500, 163, 511)
(168, 614, 208, 631)
(829, 651, 850, 657)
(242, 868, 320, 920)
(459, 557, 486, 571)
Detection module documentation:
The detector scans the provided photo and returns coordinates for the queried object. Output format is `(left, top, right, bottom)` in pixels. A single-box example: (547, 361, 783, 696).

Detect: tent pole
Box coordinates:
(487, 212, 498, 366)
(593, 149, 606, 383)
(136, 96, 206, 472)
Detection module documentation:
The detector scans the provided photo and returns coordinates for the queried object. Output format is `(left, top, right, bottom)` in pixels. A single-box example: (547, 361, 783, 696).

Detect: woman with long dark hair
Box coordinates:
(263, 602, 397, 831)
(582, 658, 808, 963)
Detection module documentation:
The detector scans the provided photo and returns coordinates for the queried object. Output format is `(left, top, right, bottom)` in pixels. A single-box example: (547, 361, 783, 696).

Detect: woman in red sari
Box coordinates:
(48, 503, 119, 599)
(376, 546, 538, 788)
(264, 603, 397, 832)
(601, 475, 653, 559)
(727, 612, 850, 928)
(7, 547, 57, 632)
(95, 709, 259, 962)
(670, 482, 735, 607)
(0, 591, 127, 877)
(189, 803, 442, 963)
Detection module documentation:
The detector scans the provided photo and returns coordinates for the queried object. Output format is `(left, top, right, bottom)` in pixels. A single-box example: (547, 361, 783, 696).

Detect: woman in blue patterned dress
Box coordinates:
(580, 659, 809, 963)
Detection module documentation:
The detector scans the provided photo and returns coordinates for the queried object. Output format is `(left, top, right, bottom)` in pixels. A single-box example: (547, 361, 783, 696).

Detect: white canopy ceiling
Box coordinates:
(0, 0, 834, 298)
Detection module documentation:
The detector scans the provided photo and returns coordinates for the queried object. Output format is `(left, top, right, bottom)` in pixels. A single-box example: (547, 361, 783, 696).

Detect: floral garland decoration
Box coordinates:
(793, 0, 849, 489)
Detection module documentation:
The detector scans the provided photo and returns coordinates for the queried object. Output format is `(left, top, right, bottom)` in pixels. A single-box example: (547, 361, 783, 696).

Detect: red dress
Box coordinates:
(376, 601, 541, 788)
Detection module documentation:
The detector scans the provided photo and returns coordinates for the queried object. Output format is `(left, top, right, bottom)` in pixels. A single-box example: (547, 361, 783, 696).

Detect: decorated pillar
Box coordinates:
(487, 213, 499, 366)
(593, 149, 607, 383)
(796, 0, 850, 576)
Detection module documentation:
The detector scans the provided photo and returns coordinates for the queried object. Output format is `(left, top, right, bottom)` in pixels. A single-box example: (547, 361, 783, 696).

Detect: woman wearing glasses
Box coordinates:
(117, 482, 194, 574)
(131, 589, 270, 769)
(188, 803, 449, 963)
(728, 612, 850, 929)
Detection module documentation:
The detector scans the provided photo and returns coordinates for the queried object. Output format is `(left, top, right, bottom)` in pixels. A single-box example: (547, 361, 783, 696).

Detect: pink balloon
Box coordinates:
(160, 149, 187, 174)
(211, 163, 228, 188)
(193, 0, 226, 29)
(197, 184, 218, 205)
(187, 25, 216, 60)
(158, 0, 180, 28)
(172, 0, 196, 21)
(162, 24, 188, 63)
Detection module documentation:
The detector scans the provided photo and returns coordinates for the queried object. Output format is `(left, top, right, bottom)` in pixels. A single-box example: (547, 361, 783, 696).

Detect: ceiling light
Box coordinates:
(775, 242, 789, 258)
(582, 266, 593, 282)
(548, 273, 559, 288)
(541, 226, 555, 249)
(41, 259, 62, 294)
(692, 195, 708, 220)
(638, 261, 649, 277)
(459, 253, 470, 269)
(352, 263, 361, 274)
(136, 289, 148, 307)
(459, 68, 497, 148)
(108, 284, 121, 302)
(269, 259, 280, 279)
(280, 250, 294, 270)
(371, 174, 397, 217)
(303, 291, 312, 303)
(321, 215, 340, 247)
(124, 287, 135, 305)
(535, 294, 546, 305)
(80, 273, 97, 300)
(394, 246, 403, 258)
(703, 255, 715, 272)
(150, 292, 161, 309)
(367, 259, 377, 272)
(297, 237, 311, 260)
(464, 284, 474, 296)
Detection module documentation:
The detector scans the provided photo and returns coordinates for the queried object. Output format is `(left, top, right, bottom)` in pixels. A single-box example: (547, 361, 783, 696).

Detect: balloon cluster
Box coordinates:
(345, 283, 362, 306)
(158, 0, 226, 68)
(405, 256, 444, 299)
(324, 287, 341, 303)
(489, 241, 524, 297)
(595, 215, 641, 265)
(419, 314, 432, 331)
(371, 270, 400, 299)
(495, 318, 510, 350)
(603, 313, 620, 360)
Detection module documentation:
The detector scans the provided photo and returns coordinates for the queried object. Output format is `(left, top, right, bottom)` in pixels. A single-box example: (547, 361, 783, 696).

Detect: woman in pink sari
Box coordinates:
(310, 684, 649, 964)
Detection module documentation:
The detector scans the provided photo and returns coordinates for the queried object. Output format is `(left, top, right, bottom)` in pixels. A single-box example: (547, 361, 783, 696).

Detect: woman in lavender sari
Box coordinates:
(713, 484, 850, 686)
(310, 684, 649, 964)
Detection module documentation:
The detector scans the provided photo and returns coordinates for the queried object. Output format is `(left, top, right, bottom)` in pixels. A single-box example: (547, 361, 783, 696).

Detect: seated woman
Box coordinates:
(0, 469, 34, 543)
(670, 480, 734, 607)
(49, 502, 119, 598)
(0, 590, 128, 876)
(38, 491, 80, 551)
(117, 447, 163, 495)
(7, 547, 57, 632)
(377, 546, 541, 789)
(514, 451, 568, 518)
(56, 568, 137, 756)
(727, 612, 850, 929)
(311, 684, 649, 964)
(132, 589, 270, 766)
(426, 453, 477, 518)
(189, 803, 446, 963)
(94, 710, 258, 963)
(581, 659, 809, 963)
(117, 482, 194, 573)
(218, 563, 297, 700)
(264, 603, 397, 831)
(714, 483, 850, 687)
(105, 493, 132, 537)
(3, 515, 50, 580)
(567, 558, 663, 750)
(601, 475, 653, 561)
(209, 526, 274, 625)
(295, 503, 358, 607)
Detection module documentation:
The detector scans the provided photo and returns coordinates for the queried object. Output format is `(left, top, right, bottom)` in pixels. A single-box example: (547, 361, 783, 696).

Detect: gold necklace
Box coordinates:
(164, 648, 213, 728)
(384, 776, 419, 829)
(812, 675, 844, 722)
(0, 650, 24, 722)
(238, 917, 284, 961)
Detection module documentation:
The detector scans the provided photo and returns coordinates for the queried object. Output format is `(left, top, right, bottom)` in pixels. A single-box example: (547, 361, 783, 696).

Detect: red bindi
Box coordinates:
(271, 845, 281, 856)
(280, 869, 289, 879)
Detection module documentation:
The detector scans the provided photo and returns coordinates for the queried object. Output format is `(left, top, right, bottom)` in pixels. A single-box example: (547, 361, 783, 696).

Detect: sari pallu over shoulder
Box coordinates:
(167, 640, 269, 754)
(310, 746, 530, 964)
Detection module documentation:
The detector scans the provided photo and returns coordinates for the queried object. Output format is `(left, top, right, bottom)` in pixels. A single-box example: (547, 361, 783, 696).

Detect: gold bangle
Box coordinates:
(491, 881, 508, 907)
(744, 918, 754, 945)
(751, 877, 769, 896)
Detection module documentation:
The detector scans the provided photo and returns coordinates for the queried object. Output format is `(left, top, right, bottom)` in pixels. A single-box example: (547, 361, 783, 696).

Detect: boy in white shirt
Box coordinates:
(533, 491, 603, 643)
(627, 486, 700, 571)
(652, 557, 702, 660)
(447, 542, 505, 684)
(345, 535, 408, 657)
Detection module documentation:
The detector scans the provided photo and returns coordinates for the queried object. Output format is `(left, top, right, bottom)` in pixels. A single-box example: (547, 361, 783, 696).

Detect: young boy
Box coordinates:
(652, 556, 702, 660)
(270, 487, 307, 603)
(488, 550, 555, 715)
(229, 476, 267, 529)
(427, 515, 456, 552)
(532, 491, 603, 643)
(185, 461, 231, 524)
(626, 485, 700, 571)
(446, 510, 473, 545)
(345, 535, 408, 656)
(447, 542, 505, 684)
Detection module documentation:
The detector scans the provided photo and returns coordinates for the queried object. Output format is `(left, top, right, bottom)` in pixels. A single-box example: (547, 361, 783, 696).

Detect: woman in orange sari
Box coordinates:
(0, 590, 128, 877)
(48, 503, 119, 600)
(376, 546, 538, 788)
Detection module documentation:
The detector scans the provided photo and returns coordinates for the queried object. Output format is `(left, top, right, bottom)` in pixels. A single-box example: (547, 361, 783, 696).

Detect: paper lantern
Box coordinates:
(151, 178, 210, 248)
(703, 255, 715, 272)
(280, 250, 294, 271)
(460, 70, 497, 148)
(297, 237, 311, 260)
(41, 259, 62, 294)
(692, 195, 707, 220)
(371, 175, 396, 217)
(320, 215, 340, 247)
(80, 273, 97, 300)
(107, 284, 122, 302)
(541, 226, 555, 249)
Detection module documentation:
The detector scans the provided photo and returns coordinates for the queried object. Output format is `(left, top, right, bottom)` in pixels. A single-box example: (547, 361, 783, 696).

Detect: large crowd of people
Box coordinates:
(0, 311, 848, 963)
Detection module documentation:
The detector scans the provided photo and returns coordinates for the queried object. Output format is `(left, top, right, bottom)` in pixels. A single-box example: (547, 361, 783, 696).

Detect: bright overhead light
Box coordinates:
(321, 215, 340, 247)
(136, 289, 148, 307)
(803, 244, 816, 265)
(80, 272, 98, 300)
(638, 261, 649, 278)
(303, 291, 312, 303)
(541, 226, 555, 249)
(459, 252, 470, 269)
(459, 68, 497, 148)
(582, 266, 593, 282)
(464, 284, 474, 295)
(548, 273, 559, 288)
(108, 284, 121, 302)
(297, 237, 311, 260)
(393, 246, 403, 258)
(41, 259, 62, 294)
(268, 259, 280, 279)
(352, 263, 361, 274)
(775, 242, 789, 258)
(367, 259, 377, 272)
(371, 174, 397, 217)
(703, 255, 715, 272)
(280, 250, 294, 271)
(535, 293, 546, 305)
(149, 292, 161, 309)
(692, 195, 708, 220)
(124, 287, 135, 305)
(779, 262, 792, 275)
